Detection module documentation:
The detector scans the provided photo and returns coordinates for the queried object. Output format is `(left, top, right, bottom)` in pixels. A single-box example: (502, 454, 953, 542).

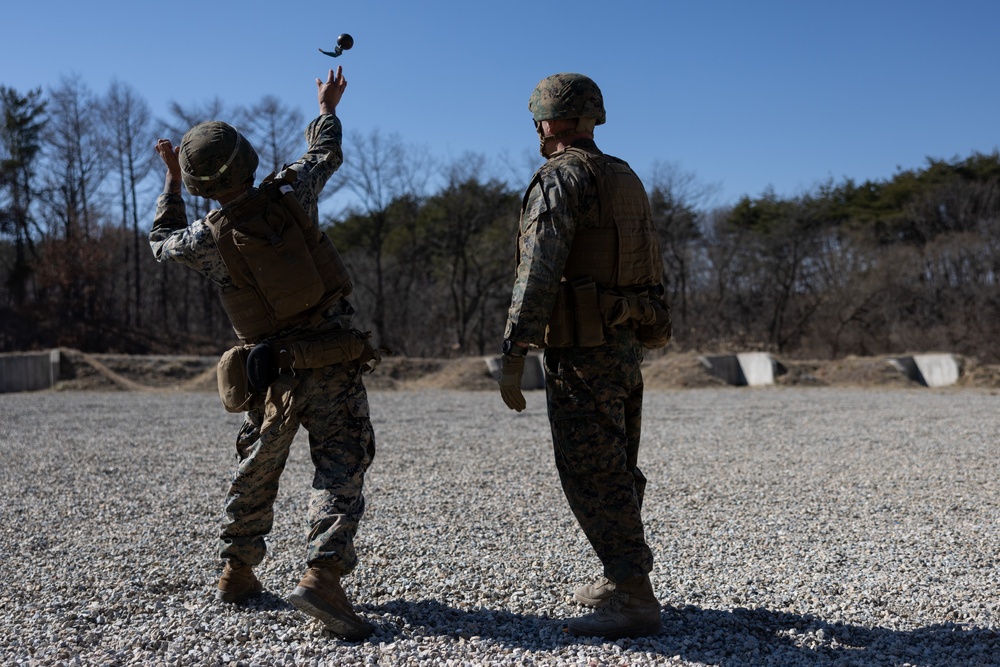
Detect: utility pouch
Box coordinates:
(599, 292, 633, 328)
(570, 276, 606, 347)
(636, 291, 673, 349)
(288, 329, 367, 369)
(217, 345, 253, 413)
(543, 281, 574, 348)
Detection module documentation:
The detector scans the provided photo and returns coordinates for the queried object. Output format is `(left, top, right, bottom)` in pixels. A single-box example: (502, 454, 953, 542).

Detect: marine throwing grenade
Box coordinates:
(319, 34, 354, 58)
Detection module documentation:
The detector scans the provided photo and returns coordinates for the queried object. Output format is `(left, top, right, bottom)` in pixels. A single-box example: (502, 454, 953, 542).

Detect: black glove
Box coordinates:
(499, 354, 526, 412)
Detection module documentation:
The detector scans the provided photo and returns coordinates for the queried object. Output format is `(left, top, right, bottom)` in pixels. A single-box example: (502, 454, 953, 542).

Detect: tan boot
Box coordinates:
(567, 574, 662, 639)
(216, 561, 263, 604)
(288, 564, 373, 641)
(573, 575, 616, 607)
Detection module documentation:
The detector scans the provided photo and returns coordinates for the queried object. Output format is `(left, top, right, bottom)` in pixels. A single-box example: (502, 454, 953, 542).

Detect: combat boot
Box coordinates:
(566, 574, 662, 640)
(573, 575, 616, 607)
(288, 563, 373, 641)
(216, 561, 263, 603)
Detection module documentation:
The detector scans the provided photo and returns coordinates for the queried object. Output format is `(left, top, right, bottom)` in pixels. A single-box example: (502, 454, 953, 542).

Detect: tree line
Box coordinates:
(3, 81, 1000, 361)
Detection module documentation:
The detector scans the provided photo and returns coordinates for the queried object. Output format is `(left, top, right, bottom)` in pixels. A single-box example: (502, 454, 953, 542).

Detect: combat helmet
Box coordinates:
(528, 73, 606, 126)
(179, 121, 259, 199)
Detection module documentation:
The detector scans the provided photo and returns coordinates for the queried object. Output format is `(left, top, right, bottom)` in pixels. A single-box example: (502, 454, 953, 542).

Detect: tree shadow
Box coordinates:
(362, 598, 1000, 666)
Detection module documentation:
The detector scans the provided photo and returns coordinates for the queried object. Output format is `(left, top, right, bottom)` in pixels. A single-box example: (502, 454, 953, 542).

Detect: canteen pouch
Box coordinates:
(217, 345, 253, 413)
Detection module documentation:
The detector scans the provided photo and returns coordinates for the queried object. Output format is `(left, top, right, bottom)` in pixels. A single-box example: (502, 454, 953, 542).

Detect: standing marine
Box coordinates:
(499, 72, 672, 640)
(150, 67, 377, 641)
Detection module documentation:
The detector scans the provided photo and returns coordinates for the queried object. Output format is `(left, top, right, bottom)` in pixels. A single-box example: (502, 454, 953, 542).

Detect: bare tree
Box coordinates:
(424, 154, 519, 354)
(239, 94, 305, 176)
(101, 80, 155, 327)
(648, 161, 718, 329)
(334, 129, 433, 350)
(36, 76, 111, 331)
(42, 76, 107, 242)
(0, 86, 47, 308)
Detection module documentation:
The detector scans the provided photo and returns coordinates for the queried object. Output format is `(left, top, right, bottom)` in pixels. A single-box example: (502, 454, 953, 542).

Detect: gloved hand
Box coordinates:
(499, 354, 526, 412)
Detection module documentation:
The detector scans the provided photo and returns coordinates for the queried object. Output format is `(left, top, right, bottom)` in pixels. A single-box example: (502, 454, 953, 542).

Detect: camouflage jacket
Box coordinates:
(504, 139, 605, 345)
(150, 114, 344, 289)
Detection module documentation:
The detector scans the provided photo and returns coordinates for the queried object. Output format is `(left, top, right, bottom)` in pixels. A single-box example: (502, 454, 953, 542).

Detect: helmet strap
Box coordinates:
(535, 119, 597, 158)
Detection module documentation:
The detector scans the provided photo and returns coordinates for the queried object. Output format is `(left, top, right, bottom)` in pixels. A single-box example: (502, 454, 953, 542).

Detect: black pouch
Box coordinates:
(246, 343, 278, 394)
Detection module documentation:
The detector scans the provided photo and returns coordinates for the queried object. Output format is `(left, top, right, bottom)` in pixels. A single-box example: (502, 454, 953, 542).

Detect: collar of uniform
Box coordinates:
(220, 186, 259, 211)
(569, 138, 601, 153)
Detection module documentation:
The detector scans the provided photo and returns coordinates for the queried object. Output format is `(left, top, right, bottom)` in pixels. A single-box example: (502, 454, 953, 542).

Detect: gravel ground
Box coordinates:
(1, 386, 999, 666)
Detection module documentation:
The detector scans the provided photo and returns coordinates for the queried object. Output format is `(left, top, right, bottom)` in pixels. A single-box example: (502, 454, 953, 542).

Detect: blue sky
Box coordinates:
(3, 1, 998, 211)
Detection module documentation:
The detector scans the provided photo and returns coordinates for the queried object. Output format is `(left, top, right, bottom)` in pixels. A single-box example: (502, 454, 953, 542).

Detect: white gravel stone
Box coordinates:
(1, 387, 999, 665)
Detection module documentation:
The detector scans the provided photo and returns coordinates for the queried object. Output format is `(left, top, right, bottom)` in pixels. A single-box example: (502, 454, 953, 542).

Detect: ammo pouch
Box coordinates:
(543, 282, 574, 347)
(256, 329, 381, 382)
(543, 277, 606, 348)
(285, 328, 376, 371)
(599, 286, 673, 350)
(217, 345, 254, 413)
(545, 278, 673, 350)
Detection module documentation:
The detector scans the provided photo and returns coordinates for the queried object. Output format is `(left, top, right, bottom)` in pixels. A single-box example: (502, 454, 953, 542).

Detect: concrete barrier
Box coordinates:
(485, 355, 545, 389)
(889, 354, 960, 387)
(699, 352, 777, 386)
(0, 350, 60, 393)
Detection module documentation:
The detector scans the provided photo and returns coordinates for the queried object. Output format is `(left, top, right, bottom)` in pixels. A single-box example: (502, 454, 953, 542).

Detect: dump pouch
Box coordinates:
(635, 290, 672, 349)
(570, 276, 606, 347)
(543, 281, 575, 348)
(599, 292, 657, 328)
(217, 345, 254, 413)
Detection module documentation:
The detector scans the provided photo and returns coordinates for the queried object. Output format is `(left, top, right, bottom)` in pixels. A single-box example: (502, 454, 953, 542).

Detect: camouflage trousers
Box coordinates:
(219, 362, 375, 574)
(543, 326, 653, 584)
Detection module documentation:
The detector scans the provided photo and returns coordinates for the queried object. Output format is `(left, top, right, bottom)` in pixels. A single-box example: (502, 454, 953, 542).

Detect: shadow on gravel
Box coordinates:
(363, 599, 1000, 666)
(662, 605, 1000, 666)
(238, 591, 297, 613)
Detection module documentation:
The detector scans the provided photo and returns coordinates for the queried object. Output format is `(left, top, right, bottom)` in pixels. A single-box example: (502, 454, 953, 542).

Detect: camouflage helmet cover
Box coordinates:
(179, 121, 259, 199)
(528, 73, 606, 126)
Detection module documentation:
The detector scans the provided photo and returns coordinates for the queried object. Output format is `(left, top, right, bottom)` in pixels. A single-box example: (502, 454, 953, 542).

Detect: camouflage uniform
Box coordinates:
(150, 114, 375, 574)
(505, 138, 654, 584)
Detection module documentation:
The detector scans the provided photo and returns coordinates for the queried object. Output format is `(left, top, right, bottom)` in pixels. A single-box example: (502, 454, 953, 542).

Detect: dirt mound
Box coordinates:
(773, 355, 920, 388)
(643, 353, 728, 389)
(54, 349, 218, 392)
(37, 348, 1000, 392)
(52, 350, 498, 393)
(956, 356, 1000, 388)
